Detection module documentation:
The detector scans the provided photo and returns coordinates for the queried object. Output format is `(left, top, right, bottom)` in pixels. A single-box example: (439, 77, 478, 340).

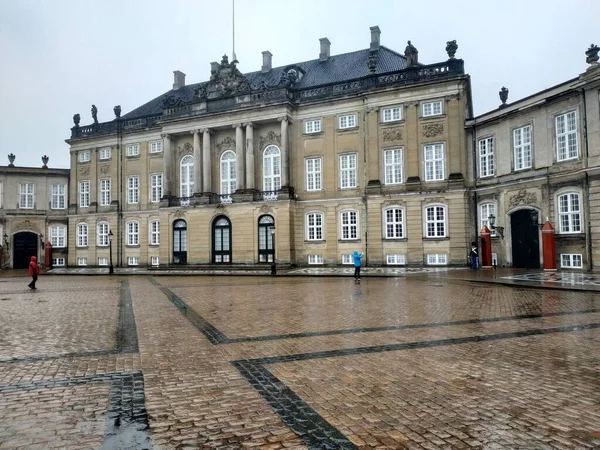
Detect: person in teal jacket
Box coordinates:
(353, 250, 364, 280)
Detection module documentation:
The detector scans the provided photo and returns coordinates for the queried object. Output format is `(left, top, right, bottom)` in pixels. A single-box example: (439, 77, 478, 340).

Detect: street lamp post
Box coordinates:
(270, 227, 276, 275)
(108, 230, 114, 275)
(488, 214, 504, 240)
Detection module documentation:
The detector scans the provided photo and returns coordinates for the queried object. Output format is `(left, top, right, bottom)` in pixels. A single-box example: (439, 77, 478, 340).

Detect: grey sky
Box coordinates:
(1, 0, 599, 169)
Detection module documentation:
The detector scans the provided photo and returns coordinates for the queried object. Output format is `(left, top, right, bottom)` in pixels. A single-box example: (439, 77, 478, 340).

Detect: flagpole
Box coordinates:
(232, 0, 236, 61)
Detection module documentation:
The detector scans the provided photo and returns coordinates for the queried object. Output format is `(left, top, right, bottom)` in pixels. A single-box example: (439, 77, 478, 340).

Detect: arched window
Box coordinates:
(220, 151, 237, 195)
(340, 210, 359, 240)
(76, 222, 88, 247)
(263, 145, 281, 191)
(180, 155, 194, 197)
(383, 207, 404, 239)
(149, 220, 160, 245)
(557, 192, 581, 233)
(173, 219, 187, 264)
(306, 212, 324, 241)
(213, 216, 232, 263)
(97, 221, 110, 246)
(258, 215, 275, 262)
(479, 203, 497, 237)
(126, 221, 139, 246)
(423, 204, 447, 238)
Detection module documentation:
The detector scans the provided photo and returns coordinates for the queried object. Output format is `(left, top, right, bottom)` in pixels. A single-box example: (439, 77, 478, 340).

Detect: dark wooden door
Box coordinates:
(173, 220, 187, 265)
(511, 209, 540, 269)
(13, 232, 38, 269)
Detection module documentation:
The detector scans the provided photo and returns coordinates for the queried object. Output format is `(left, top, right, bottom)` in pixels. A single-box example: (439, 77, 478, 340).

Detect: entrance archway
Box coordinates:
(173, 219, 187, 264)
(258, 215, 275, 263)
(510, 209, 540, 269)
(13, 232, 38, 269)
(212, 216, 232, 263)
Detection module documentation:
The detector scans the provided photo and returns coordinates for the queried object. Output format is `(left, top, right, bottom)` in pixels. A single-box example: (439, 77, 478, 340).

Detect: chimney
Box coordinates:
(370, 26, 381, 51)
(262, 51, 272, 73)
(319, 38, 330, 62)
(173, 70, 186, 90)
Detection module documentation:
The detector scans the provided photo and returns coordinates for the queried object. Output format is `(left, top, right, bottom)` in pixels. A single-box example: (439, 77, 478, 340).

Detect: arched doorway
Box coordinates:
(258, 215, 275, 263)
(173, 219, 187, 265)
(13, 232, 38, 269)
(511, 209, 540, 269)
(212, 216, 231, 263)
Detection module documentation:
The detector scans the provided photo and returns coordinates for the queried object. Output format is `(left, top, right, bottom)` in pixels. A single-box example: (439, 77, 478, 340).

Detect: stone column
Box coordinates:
(162, 133, 172, 196)
(234, 124, 245, 190)
(245, 122, 254, 190)
(192, 130, 202, 194)
(202, 129, 212, 193)
(278, 116, 289, 187)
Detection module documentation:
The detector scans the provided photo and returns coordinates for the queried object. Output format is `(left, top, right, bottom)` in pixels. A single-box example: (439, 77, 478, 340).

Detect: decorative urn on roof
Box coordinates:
(73, 113, 80, 128)
(446, 40, 458, 59)
(42, 155, 49, 169)
(8, 153, 15, 167)
(499, 87, 509, 108)
(586, 43, 599, 66)
(113, 105, 121, 119)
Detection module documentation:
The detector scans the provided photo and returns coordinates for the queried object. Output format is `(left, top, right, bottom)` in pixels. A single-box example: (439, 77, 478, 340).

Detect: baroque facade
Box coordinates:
(66, 27, 473, 268)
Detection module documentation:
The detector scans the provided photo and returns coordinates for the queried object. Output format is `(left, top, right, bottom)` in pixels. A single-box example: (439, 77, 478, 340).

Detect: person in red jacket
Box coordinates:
(28, 256, 40, 289)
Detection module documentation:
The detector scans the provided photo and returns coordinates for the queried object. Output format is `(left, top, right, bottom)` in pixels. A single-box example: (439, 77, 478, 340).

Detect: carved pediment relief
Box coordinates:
(79, 166, 90, 176)
(12, 219, 40, 233)
(174, 209, 186, 218)
(382, 127, 403, 142)
(509, 189, 537, 208)
(217, 137, 236, 151)
(382, 200, 406, 208)
(208, 55, 251, 98)
(99, 165, 110, 174)
(177, 142, 193, 158)
(259, 204, 273, 214)
(422, 123, 444, 138)
(259, 131, 281, 149)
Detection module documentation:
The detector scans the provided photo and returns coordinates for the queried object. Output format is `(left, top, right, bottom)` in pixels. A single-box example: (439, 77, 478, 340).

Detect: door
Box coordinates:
(173, 220, 187, 265)
(258, 215, 275, 263)
(212, 216, 232, 263)
(511, 209, 540, 269)
(13, 232, 38, 269)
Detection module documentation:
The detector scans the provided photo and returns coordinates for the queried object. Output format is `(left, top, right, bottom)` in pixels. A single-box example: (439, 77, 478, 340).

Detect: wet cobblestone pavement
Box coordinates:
(0, 274, 599, 449)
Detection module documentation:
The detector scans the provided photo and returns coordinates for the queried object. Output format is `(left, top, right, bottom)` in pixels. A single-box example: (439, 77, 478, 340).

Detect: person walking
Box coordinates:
(28, 256, 40, 289)
(470, 242, 479, 270)
(352, 250, 364, 280)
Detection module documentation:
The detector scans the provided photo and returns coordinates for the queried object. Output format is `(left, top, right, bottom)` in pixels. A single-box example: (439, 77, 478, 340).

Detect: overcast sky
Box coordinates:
(1, 0, 599, 169)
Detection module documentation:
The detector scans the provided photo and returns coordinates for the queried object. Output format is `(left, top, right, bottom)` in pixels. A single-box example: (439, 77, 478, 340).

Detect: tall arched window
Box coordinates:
(263, 145, 281, 191)
(180, 155, 194, 197)
(220, 151, 237, 194)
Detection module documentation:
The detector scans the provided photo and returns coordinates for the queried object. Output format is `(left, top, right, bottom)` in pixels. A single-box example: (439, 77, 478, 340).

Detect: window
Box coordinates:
(558, 193, 581, 233)
(341, 211, 358, 240)
(150, 220, 160, 245)
(79, 181, 90, 208)
(480, 203, 497, 237)
(99, 147, 111, 160)
(50, 225, 66, 247)
(339, 114, 356, 129)
(382, 107, 402, 122)
(180, 155, 194, 197)
(220, 150, 237, 194)
(422, 101, 443, 117)
(0, 182, 3, 208)
(306, 158, 322, 191)
(427, 254, 447, 265)
(308, 254, 323, 265)
(387, 254, 406, 265)
(342, 254, 353, 265)
(556, 111, 578, 161)
(384, 148, 403, 184)
(150, 141, 163, 153)
(561, 254, 582, 268)
(19, 183, 35, 209)
(305, 119, 322, 134)
(79, 151, 90, 163)
(52, 258, 65, 267)
(306, 212, 323, 241)
(127, 176, 139, 204)
(127, 256, 139, 266)
(77, 257, 87, 266)
(97, 222, 110, 246)
(151, 256, 160, 266)
(263, 145, 281, 191)
(99, 179, 111, 206)
(385, 208, 404, 238)
(340, 154, 357, 189)
(424, 144, 444, 181)
(478, 137, 495, 178)
(150, 173, 163, 202)
(98, 257, 109, 266)
(514, 125, 532, 170)
(126, 144, 140, 157)
(50, 184, 66, 209)
(126, 221, 139, 246)
(76, 223, 88, 247)
(425, 205, 446, 238)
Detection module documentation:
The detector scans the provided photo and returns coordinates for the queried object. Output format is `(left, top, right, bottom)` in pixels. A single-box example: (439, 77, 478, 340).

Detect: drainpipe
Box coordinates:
(581, 89, 593, 271)
(362, 97, 369, 265)
(471, 120, 478, 244)
(117, 118, 123, 267)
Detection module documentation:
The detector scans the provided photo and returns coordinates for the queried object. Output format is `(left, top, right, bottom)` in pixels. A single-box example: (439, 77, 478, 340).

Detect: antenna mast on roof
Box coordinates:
(232, 0, 237, 61)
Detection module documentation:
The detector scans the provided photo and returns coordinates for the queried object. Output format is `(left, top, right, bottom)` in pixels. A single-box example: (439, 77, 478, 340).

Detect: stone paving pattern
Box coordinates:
(0, 273, 599, 449)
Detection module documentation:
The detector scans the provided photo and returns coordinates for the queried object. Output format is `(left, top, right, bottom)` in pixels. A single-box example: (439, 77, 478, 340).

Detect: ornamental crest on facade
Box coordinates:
(12, 219, 40, 233)
(217, 137, 236, 151)
(259, 131, 281, 149)
(79, 166, 90, 176)
(99, 165, 110, 174)
(382, 127, 402, 142)
(207, 55, 251, 98)
(422, 123, 444, 138)
(176, 142, 193, 158)
(509, 189, 537, 208)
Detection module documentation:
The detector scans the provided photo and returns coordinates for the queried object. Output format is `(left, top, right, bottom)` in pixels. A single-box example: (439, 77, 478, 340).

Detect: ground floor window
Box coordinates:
(52, 258, 65, 266)
(98, 257, 108, 266)
(127, 256, 139, 266)
(427, 254, 447, 265)
(341, 254, 352, 265)
(151, 256, 160, 266)
(308, 254, 323, 265)
(560, 254, 582, 268)
(387, 254, 406, 265)
(77, 257, 87, 266)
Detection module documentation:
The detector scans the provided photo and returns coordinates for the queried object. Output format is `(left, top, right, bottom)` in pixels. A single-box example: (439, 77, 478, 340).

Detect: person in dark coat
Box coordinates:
(470, 242, 479, 270)
(28, 256, 40, 289)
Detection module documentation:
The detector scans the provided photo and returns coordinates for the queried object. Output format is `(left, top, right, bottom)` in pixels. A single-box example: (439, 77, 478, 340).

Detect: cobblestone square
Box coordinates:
(0, 273, 599, 449)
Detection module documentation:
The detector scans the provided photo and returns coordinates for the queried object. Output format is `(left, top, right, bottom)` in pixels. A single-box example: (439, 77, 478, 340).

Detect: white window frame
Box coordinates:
(560, 254, 583, 268)
(99, 178, 111, 206)
(339, 114, 357, 130)
(77, 257, 87, 266)
(99, 147, 111, 160)
(306, 212, 324, 241)
(126, 221, 139, 246)
(150, 173, 163, 203)
(220, 150, 237, 195)
(513, 125, 532, 170)
(79, 151, 91, 163)
(384, 148, 403, 185)
(422, 101, 443, 117)
(97, 222, 110, 247)
(263, 145, 281, 192)
(556, 111, 578, 162)
(480, 203, 497, 237)
(308, 254, 323, 265)
(127, 256, 139, 266)
(427, 254, 447, 265)
(424, 204, 447, 238)
(52, 258, 65, 267)
(151, 256, 160, 266)
(50, 225, 66, 248)
(127, 176, 139, 204)
(557, 192, 581, 234)
(305, 157, 322, 191)
(126, 143, 140, 157)
(342, 254, 353, 265)
(381, 106, 402, 123)
(340, 210, 359, 240)
(424, 143, 445, 181)
(149, 220, 160, 245)
(386, 254, 406, 265)
(149, 141, 163, 154)
(19, 183, 35, 209)
(339, 153, 357, 189)
(384, 207, 405, 239)
(51, 184, 66, 209)
(305, 119, 322, 134)
(478, 137, 495, 178)
(79, 181, 90, 208)
(76, 222, 88, 247)
(98, 257, 109, 266)
(180, 155, 194, 197)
